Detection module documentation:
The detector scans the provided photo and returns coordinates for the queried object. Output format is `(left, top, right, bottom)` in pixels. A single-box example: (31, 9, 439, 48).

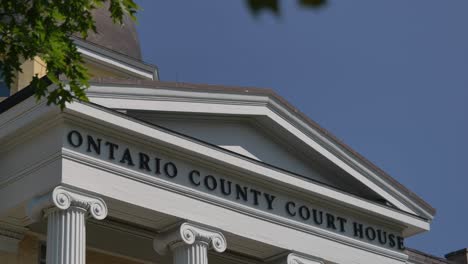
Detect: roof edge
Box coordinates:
(73, 37, 159, 80)
(85, 78, 436, 217)
(0, 77, 436, 217)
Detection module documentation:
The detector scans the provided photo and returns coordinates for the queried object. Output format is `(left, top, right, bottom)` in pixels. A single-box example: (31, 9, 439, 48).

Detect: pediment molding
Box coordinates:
(83, 80, 435, 220)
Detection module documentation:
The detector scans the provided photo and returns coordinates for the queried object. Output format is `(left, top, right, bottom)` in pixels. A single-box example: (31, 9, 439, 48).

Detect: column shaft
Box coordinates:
(173, 242, 209, 264)
(46, 206, 87, 264)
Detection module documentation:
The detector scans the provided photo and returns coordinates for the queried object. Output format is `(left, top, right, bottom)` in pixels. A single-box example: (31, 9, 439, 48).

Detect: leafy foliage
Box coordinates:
(246, 0, 327, 16)
(0, 1, 324, 110)
(0, 0, 138, 109)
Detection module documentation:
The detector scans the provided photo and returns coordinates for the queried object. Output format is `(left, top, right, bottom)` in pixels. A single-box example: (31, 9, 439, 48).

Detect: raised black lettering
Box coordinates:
(285, 201, 296, 216)
(250, 189, 261, 205)
(236, 184, 248, 201)
(204, 175, 217, 191)
(365, 227, 376, 241)
(164, 162, 177, 178)
(397, 236, 405, 250)
(263, 193, 276, 210)
(219, 179, 232, 195)
(353, 222, 364, 238)
(299, 206, 310, 220)
(139, 153, 151, 171)
(189, 170, 201, 186)
(312, 209, 323, 225)
(86, 135, 101, 154)
(388, 234, 396, 248)
(377, 230, 387, 245)
(105, 141, 119, 160)
(68, 130, 83, 148)
(120, 148, 135, 166)
(326, 213, 337, 230)
(337, 217, 347, 232)
(154, 158, 161, 175)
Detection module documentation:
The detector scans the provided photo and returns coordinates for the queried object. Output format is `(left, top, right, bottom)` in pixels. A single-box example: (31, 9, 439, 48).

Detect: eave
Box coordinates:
(0, 93, 431, 238)
(82, 79, 436, 221)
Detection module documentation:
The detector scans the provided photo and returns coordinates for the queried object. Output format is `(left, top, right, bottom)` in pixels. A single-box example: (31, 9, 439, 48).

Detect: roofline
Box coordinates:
(0, 78, 436, 217)
(63, 99, 431, 232)
(0, 82, 431, 224)
(445, 248, 468, 258)
(406, 248, 453, 264)
(85, 78, 436, 216)
(72, 37, 159, 80)
(0, 80, 44, 115)
(83, 99, 430, 222)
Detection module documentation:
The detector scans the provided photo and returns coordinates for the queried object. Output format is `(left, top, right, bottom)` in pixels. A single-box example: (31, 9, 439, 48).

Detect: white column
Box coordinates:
(28, 186, 108, 264)
(272, 253, 324, 264)
(153, 222, 227, 264)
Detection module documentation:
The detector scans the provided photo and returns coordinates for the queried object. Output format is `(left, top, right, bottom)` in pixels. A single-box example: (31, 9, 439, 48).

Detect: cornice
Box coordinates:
(61, 149, 408, 262)
(83, 83, 435, 219)
(266, 98, 434, 220)
(0, 224, 26, 241)
(62, 102, 429, 228)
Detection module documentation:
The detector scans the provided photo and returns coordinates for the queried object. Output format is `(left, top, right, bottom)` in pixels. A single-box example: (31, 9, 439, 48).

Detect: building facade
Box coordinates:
(0, 11, 466, 264)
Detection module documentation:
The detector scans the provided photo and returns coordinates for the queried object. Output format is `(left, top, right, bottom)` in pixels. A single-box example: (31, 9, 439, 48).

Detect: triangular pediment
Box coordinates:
(83, 79, 434, 223)
(125, 111, 385, 204)
(0, 89, 432, 240)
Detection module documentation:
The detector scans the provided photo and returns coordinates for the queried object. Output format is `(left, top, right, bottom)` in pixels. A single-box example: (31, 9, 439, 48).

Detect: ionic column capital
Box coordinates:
(27, 186, 108, 223)
(272, 253, 324, 264)
(153, 222, 227, 255)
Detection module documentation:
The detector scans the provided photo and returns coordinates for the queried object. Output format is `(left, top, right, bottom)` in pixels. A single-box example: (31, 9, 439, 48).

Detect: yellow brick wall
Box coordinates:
(7, 57, 128, 96)
(11, 57, 47, 95)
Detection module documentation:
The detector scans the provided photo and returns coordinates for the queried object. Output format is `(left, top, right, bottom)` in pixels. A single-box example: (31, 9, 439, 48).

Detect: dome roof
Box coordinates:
(85, 6, 142, 60)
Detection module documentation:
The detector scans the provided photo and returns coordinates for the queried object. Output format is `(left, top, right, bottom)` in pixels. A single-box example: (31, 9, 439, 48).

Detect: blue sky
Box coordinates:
(135, 0, 468, 257)
(0, 0, 465, 258)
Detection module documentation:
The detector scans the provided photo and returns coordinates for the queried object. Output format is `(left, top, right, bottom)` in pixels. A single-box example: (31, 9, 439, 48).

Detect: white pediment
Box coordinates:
(126, 112, 384, 203)
(0, 94, 430, 263)
(84, 80, 435, 223)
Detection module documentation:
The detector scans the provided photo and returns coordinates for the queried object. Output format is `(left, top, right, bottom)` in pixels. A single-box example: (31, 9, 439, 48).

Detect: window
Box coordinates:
(38, 243, 46, 264)
(0, 68, 9, 97)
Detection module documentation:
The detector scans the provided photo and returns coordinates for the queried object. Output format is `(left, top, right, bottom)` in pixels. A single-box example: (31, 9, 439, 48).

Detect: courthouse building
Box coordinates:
(0, 9, 466, 264)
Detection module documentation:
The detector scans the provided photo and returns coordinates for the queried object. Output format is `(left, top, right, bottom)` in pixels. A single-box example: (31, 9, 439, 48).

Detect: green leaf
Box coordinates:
(299, 0, 327, 8)
(0, 0, 139, 110)
(246, 0, 280, 16)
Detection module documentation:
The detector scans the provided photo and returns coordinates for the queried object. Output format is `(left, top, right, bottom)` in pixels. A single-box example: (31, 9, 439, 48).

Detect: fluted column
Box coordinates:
(153, 222, 227, 264)
(173, 241, 209, 264)
(27, 186, 108, 264)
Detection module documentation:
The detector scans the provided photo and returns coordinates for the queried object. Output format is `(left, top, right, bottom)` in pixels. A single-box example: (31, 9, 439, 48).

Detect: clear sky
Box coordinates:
(135, 0, 468, 257)
(1, 0, 465, 258)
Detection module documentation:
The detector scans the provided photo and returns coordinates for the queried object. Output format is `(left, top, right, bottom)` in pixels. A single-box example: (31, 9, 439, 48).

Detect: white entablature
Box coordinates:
(84, 79, 435, 221)
(0, 88, 432, 263)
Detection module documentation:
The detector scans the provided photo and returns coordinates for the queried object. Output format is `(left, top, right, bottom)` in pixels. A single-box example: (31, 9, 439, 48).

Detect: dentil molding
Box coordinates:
(27, 186, 108, 222)
(153, 222, 227, 255)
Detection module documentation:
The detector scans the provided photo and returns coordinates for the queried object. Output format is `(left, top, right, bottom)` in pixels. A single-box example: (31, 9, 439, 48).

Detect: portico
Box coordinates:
(0, 80, 434, 263)
(0, 10, 438, 263)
